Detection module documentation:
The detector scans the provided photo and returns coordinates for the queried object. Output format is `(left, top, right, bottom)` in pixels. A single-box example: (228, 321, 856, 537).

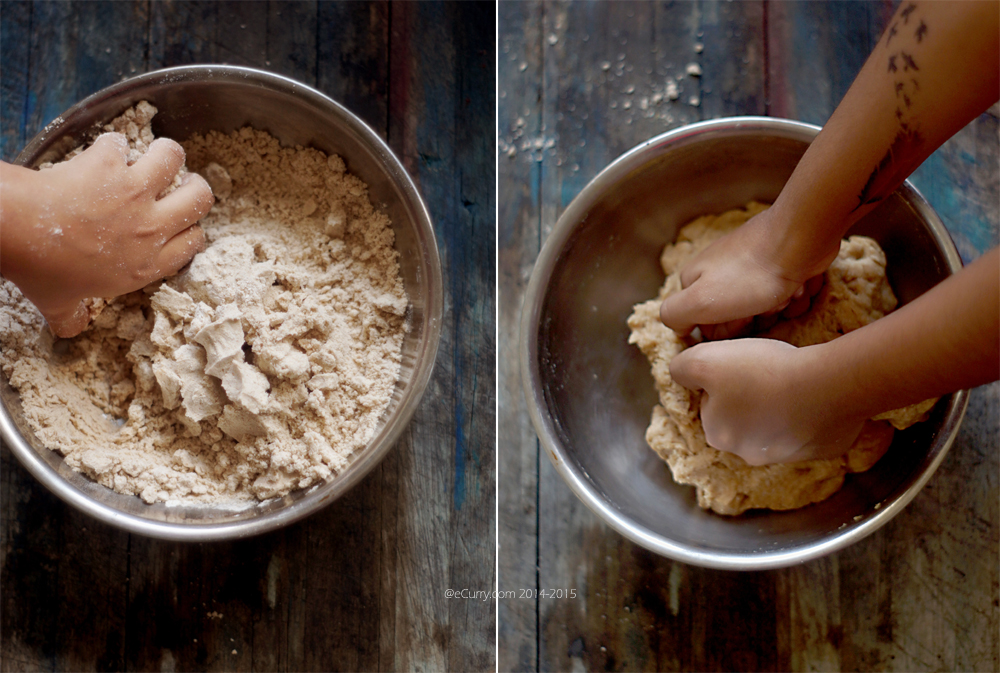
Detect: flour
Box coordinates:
(1, 104, 408, 504)
(627, 202, 937, 515)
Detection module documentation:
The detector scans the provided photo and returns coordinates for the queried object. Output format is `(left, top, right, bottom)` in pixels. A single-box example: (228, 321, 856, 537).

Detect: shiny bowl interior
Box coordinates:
(521, 117, 968, 570)
(1, 65, 443, 541)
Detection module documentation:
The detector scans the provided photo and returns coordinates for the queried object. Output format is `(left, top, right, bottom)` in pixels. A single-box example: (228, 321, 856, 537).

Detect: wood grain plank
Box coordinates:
(317, 1, 390, 135)
(699, 0, 766, 118)
(0, 1, 31, 162)
(897, 114, 998, 673)
(213, 1, 267, 68)
(149, 0, 219, 68)
(1, 443, 67, 673)
(49, 511, 130, 672)
(373, 447, 401, 673)
(387, 5, 453, 669)
(766, 1, 876, 124)
(266, 1, 318, 87)
(300, 489, 383, 672)
(384, 3, 497, 670)
(782, 557, 843, 671)
(444, 4, 498, 671)
(497, 2, 544, 671)
(24, 1, 149, 142)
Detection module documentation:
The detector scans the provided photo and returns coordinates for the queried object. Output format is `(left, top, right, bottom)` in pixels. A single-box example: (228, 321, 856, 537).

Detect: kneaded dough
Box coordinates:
(627, 202, 938, 515)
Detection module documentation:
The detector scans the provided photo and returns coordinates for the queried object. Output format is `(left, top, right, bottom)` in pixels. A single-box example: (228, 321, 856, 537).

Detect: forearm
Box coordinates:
(0, 162, 43, 281)
(770, 1, 1000, 277)
(802, 247, 1000, 421)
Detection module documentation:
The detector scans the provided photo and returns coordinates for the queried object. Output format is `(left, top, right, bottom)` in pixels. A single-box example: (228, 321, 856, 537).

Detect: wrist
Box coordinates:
(791, 340, 871, 426)
(762, 198, 844, 283)
(0, 162, 43, 281)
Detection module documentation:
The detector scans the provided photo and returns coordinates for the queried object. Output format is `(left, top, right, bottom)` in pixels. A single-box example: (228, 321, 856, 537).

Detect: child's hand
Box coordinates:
(0, 132, 214, 337)
(659, 208, 833, 340)
(669, 338, 865, 465)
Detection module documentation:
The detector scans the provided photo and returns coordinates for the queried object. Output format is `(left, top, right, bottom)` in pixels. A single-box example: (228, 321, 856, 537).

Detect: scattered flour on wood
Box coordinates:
(0, 103, 408, 504)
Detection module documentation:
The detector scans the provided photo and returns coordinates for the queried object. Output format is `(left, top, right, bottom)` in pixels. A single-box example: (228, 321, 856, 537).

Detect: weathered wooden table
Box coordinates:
(1, 2, 495, 671)
(498, 2, 998, 671)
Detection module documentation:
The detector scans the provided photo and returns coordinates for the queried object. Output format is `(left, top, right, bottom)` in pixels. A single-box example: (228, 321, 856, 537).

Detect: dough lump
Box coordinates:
(627, 202, 938, 515)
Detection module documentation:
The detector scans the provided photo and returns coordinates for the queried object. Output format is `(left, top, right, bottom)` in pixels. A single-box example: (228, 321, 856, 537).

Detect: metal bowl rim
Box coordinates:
(2, 64, 444, 541)
(519, 115, 969, 570)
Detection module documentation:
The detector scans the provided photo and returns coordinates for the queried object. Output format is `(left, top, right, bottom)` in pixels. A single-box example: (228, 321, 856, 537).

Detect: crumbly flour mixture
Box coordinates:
(0, 103, 408, 504)
(627, 202, 937, 515)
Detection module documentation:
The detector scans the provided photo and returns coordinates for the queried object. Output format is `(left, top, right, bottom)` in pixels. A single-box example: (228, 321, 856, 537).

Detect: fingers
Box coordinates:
(45, 301, 90, 339)
(90, 131, 129, 155)
(74, 133, 129, 173)
(659, 281, 711, 336)
(660, 279, 758, 339)
(678, 262, 702, 292)
(804, 273, 825, 298)
(154, 172, 215, 239)
(782, 293, 813, 319)
(131, 137, 186, 196)
(668, 344, 711, 392)
(156, 224, 206, 278)
(701, 317, 753, 341)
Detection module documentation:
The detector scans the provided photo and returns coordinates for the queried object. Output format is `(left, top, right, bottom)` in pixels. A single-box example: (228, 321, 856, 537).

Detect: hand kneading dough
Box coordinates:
(627, 202, 938, 515)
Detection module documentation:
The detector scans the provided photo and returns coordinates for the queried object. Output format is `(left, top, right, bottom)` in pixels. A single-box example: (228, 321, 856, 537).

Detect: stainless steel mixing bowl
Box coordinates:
(1, 65, 443, 541)
(521, 117, 969, 570)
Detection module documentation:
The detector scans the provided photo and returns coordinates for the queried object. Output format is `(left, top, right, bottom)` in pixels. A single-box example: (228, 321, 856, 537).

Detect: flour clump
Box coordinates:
(0, 103, 408, 504)
(627, 202, 937, 515)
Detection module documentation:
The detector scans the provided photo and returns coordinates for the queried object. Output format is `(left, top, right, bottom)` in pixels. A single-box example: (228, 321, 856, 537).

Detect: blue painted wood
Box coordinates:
(0, 2, 496, 671)
(24, 2, 150, 137)
(497, 1, 544, 671)
(149, 1, 219, 68)
(265, 1, 318, 87)
(383, 3, 496, 669)
(317, 1, 390, 135)
(0, 1, 30, 161)
(767, 1, 877, 124)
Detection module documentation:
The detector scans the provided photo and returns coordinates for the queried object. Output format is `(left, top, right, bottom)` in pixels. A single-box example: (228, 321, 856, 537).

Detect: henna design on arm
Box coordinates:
(856, 129, 924, 208)
(855, 3, 928, 211)
(901, 52, 920, 71)
(887, 23, 899, 45)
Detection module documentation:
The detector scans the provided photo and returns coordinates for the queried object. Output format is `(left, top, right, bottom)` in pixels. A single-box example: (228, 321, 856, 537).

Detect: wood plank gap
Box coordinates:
(265, 0, 271, 68)
(143, 0, 151, 73)
(763, 0, 770, 116)
(313, 3, 320, 90)
(385, 1, 395, 142)
(534, 3, 547, 670)
(20, 1, 34, 153)
(123, 534, 132, 673)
